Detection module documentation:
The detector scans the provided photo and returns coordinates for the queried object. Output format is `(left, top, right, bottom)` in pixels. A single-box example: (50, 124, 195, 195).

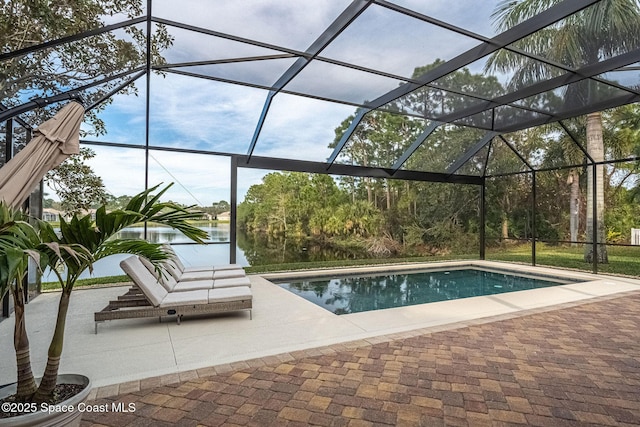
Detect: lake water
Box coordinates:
(43, 224, 243, 281)
(42, 223, 368, 281)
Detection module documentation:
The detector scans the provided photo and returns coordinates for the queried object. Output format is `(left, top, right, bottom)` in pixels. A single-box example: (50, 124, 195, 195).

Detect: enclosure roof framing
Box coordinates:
(2, 0, 640, 180)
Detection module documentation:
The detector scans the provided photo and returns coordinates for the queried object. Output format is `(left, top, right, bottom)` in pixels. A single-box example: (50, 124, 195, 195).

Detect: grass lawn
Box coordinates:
(41, 275, 131, 291)
(487, 243, 640, 277)
(41, 244, 639, 290)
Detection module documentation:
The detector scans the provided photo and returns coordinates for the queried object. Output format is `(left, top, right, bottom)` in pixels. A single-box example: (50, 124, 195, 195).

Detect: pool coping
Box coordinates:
(259, 259, 626, 283)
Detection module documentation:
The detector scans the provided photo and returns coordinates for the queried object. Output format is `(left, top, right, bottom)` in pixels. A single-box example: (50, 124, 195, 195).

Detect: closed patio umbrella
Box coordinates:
(0, 101, 84, 209)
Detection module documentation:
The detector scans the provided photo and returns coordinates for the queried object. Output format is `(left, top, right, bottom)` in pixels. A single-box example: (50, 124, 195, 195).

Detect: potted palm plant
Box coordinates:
(0, 201, 93, 427)
(0, 183, 208, 426)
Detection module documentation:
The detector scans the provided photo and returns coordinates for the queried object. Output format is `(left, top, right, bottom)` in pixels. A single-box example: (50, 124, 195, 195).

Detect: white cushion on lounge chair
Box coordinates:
(173, 280, 216, 292)
(162, 244, 244, 274)
(179, 270, 215, 281)
(213, 276, 251, 288)
(120, 257, 168, 307)
(208, 286, 252, 303)
(160, 289, 209, 307)
(213, 269, 245, 280)
(164, 258, 186, 281)
(139, 256, 216, 290)
(138, 256, 178, 292)
(185, 263, 242, 272)
(213, 264, 242, 271)
(157, 256, 214, 283)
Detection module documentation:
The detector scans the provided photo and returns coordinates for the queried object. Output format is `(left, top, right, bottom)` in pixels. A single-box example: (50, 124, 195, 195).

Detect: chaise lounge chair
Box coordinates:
(138, 256, 252, 291)
(94, 256, 252, 333)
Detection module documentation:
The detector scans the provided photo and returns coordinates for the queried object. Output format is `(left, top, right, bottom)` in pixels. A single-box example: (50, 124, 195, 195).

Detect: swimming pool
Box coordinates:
(274, 267, 580, 315)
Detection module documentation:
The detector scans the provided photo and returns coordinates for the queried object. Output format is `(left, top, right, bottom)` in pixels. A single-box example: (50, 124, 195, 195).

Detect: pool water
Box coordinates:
(275, 268, 578, 315)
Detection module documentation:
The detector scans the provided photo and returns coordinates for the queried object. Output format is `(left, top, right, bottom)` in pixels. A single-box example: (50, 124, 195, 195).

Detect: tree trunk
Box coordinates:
(568, 170, 580, 247)
(386, 183, 391, 210)
(501, 216, 509, 240)
(584, 112, 608, 263)
(405, 182, 411, 214)
(13, 285, 37, 400)
(34, 290, 71, 402)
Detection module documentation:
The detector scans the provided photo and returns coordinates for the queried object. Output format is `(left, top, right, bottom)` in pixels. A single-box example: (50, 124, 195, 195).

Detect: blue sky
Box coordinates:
(49, 0, 499, 207)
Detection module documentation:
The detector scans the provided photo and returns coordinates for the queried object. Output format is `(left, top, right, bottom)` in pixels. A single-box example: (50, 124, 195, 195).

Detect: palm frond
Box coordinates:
(94, 239, 173, 281)
(50, 183, 208, 285)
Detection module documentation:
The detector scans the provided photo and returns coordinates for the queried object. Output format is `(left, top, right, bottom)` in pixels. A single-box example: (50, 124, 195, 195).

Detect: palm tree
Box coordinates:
(31, 183, 208, 402)
(1, 183, 208, 403)
(0, 203, 90, 400)
(486, 0, 640, 263)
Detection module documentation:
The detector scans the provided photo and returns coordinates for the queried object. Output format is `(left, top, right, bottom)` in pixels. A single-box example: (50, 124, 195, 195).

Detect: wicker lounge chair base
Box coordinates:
(95, 298, 252, 333)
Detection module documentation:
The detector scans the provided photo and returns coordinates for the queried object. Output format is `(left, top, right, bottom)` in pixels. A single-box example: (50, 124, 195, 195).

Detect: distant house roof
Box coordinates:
(43, 208, 63, 215)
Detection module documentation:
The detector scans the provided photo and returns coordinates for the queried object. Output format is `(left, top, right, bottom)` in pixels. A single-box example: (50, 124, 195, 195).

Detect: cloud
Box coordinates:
(147, 73, 265, 153)
(388, 0, 496, 37)
(253, 93, 355, 161)
(153, 0, 351, 52)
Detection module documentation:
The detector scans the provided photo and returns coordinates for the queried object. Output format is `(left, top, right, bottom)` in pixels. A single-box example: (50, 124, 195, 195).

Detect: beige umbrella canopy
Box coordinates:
(0, 101, 84, 209)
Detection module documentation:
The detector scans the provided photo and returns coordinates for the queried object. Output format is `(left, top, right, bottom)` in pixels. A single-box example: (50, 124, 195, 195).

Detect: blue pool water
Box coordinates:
(275, 268, 579, 315)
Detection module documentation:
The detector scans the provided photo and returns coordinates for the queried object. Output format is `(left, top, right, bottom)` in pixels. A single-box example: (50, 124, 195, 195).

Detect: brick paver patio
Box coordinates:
(81, 291, 640, 426)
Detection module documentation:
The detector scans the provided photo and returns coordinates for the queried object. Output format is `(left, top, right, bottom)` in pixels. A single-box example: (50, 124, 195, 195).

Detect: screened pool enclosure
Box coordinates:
(2, 0, 640, 315)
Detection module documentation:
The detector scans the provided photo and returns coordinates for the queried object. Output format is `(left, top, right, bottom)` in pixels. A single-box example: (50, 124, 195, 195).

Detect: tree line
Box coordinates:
(237, 101, 640, 260)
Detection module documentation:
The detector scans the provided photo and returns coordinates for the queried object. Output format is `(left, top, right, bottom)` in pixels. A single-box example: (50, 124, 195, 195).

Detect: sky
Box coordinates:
(47, 0, 499, 207)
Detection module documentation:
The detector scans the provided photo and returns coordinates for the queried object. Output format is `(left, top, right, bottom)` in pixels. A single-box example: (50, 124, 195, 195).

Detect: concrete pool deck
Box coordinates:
(1, 260, 638, 396)
(82, 286, 640, 427)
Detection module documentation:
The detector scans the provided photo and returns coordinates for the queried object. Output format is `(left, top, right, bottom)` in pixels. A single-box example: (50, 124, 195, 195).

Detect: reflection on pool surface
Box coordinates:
(275, 268, 579, 314)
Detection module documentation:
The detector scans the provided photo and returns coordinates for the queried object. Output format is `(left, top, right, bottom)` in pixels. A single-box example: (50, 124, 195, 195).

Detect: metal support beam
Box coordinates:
(447, 132, 497, 175)
(4, 118, 12, 163)
(246, 91, 275, 162)
(152, 17, 308, 59)
(482, 139, 493, 177)
(532, 171, 536, 266)
(392, 121, 441, 172)
(0, 17, 146, 62)
(2, 119, 13, 318)
(498, 136, 533, 171)
(557, 120, 594, 164)
(246, 0, 372, 162)
(327, 108, 369, 167)
(592, 162, 598, 274)
(0, 92, 84, 123)
(230, 157, 238, 264)
(497, 92, 640, 134)
(377, 0, 598, 108)
(435, 48, 640, 129)
(27, 127, 39, 301)
(480, 178, 486, 260)
(85, 71, 147, 112)
(277, 0, 372, 92)
(0, 105, 32, 130)
(0, 67, 145, 123)
(156, 54, 297, 69)
(144, 0, 152, 241)
(236, 154, 482, 185)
